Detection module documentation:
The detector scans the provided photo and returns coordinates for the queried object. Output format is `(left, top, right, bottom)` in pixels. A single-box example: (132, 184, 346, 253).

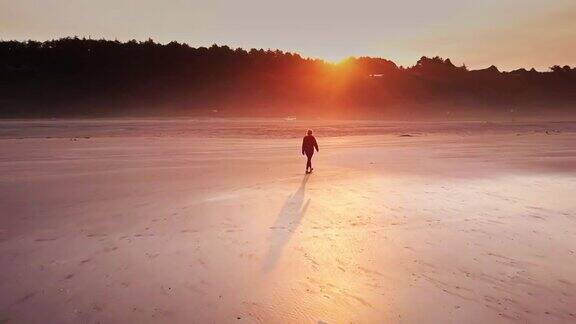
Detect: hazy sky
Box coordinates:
(1, 0, 575, 70)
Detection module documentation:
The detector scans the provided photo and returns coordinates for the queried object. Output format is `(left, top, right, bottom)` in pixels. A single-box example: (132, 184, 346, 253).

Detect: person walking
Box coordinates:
(302, 129, 319, 174)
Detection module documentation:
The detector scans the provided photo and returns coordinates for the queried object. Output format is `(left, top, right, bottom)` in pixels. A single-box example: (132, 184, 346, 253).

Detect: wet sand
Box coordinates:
(1, 119, 575, 323)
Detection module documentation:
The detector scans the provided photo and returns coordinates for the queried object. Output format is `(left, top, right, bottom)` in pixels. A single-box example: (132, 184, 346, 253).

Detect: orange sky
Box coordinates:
(1, 0, 574, 71)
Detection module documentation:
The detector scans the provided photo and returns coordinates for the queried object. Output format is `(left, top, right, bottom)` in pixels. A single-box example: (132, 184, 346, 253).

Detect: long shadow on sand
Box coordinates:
(262, 174, 311, 272)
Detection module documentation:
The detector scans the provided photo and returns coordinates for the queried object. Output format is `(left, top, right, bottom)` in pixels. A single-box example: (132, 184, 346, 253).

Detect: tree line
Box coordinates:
(1, 37, 575, 119)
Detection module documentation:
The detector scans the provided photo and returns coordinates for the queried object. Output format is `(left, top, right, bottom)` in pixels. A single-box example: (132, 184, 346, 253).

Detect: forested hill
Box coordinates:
(1, 38, 575, 119)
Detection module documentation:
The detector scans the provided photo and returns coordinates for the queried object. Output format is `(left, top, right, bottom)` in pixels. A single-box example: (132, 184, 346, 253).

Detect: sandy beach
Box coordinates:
(1, 119, 575, 323)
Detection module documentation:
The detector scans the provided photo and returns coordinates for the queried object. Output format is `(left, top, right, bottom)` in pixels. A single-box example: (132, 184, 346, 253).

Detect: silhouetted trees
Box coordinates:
(0, 37, 575, 118)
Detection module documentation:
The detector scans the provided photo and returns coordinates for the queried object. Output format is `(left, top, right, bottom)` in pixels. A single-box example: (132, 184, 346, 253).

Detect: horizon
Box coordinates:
(0, 36, 570, 73)
(2, 37, 575, 119)
(2, 0, 575, 71)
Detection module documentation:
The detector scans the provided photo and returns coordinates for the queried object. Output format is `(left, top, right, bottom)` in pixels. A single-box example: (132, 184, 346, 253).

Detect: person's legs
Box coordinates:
(306, 152, 313, 171)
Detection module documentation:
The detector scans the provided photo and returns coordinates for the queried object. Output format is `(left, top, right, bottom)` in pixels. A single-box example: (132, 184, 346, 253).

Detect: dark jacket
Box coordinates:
(302, 135, 319, 154)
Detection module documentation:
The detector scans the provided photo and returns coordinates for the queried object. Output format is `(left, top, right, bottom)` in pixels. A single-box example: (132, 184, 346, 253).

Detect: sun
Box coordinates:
(322, 54, 352, 65)
(323, 55, 355, 66)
